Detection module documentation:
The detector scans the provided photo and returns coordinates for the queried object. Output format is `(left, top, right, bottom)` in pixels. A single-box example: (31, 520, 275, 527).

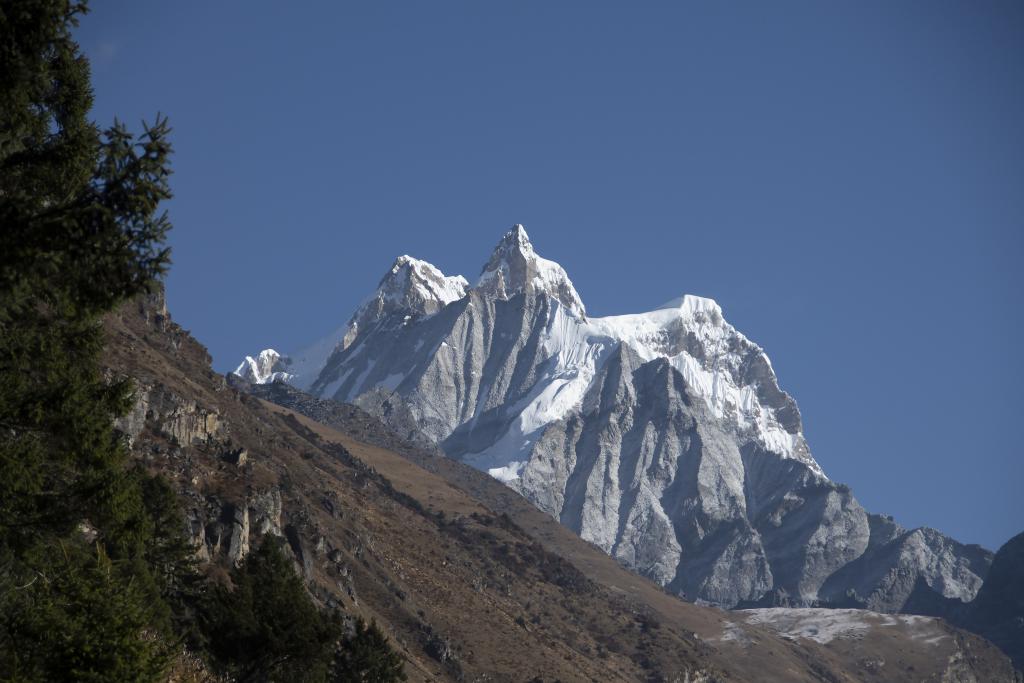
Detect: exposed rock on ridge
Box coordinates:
(475, 224, 586, 318)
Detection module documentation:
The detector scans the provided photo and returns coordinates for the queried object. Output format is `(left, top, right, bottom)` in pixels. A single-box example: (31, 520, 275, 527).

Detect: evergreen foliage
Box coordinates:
(0, 1, 181, 679)
(1, 542, 168, 682)
(202, 537, 338, 682)
(200, 537, 407, 683)
(0, 0, 172, 552)
(331, 618, 407, 683)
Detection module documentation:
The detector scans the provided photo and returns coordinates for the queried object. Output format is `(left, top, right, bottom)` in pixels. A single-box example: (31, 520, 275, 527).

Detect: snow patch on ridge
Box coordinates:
(739, 608, 949, 646)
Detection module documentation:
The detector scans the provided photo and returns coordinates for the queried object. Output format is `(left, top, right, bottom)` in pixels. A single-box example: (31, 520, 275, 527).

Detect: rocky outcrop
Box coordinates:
(817, 516, 992, 612)
(250, 489, 283, 537)
(190, 491, 285, 567)
(111, 371, 291, 569)
(226, 504, 250, 565)
(116, 382, 222, 447)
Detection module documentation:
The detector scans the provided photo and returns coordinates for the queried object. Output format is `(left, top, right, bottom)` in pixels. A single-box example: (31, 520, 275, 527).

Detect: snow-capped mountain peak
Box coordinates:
(234, 348, 293, 384)
(475, 224, 587, 319)
(340, 254, 469, 349)
(233, 224, 991, 612)
(502, 223, 532, 249)
(376, 254, 469, 311)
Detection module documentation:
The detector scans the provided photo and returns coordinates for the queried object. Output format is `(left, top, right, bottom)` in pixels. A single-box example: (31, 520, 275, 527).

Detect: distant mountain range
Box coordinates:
(237, 225, 993, 613)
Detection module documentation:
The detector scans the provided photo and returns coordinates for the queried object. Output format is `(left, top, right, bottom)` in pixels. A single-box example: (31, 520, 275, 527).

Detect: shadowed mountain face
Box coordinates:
(959, 533, 1024, 671)
(238, 225, 992, 610)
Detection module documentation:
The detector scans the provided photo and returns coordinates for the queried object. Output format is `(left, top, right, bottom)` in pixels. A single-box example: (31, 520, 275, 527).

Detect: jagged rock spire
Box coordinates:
(475, 224, 586, 318)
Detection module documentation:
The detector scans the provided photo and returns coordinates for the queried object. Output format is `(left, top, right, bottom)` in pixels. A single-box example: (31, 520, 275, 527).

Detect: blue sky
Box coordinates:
(76, 2, 1022, 550)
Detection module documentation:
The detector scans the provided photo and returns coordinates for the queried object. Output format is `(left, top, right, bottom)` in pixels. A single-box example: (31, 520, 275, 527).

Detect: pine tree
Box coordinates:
(2, 543, 167, 682)
(0, 1, 180, 679)
(0, 0, 172, 552)
(331, 618, 407, 683)
(202, 537, 338, 682)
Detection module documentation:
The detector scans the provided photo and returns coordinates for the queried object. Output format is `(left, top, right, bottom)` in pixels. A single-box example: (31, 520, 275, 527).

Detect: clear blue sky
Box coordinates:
(75, 2, 1022, 551)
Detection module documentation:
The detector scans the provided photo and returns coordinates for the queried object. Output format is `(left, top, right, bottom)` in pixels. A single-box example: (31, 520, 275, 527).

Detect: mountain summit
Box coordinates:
(475, 224, 586, 318)
(343, 254, 469, 349)
(234, 348, 293, 384)
(235, 225, 991, 610)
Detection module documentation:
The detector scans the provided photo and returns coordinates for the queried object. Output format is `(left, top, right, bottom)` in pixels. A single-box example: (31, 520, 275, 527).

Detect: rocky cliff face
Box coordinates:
(238, 225, 993, 610)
